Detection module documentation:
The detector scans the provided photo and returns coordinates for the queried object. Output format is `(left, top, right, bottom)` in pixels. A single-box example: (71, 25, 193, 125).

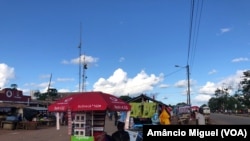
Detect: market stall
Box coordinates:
(127, 94, 171, 126)
(0, 103, 26, 130)
(124, 94, 171, 141)
(48, 91, 131, 141)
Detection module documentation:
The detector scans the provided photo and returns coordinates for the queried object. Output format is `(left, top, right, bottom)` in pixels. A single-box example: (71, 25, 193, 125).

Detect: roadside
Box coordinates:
(0, 115, 117, 141)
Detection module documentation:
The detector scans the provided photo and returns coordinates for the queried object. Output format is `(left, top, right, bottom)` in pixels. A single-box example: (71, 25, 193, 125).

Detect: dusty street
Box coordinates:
(0, 116, 117, 141)
(0, 115, 199, 141)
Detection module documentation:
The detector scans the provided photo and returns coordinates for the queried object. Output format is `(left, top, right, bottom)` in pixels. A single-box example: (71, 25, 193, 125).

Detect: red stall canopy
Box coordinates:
(48, 91, 131, 112)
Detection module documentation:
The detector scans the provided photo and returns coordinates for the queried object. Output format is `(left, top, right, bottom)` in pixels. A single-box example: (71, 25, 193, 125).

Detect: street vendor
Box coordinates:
(159, 107, 171, 125)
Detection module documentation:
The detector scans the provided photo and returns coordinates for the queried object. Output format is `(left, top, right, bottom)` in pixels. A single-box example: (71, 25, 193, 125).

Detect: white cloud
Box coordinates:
(216, 27, 232, 36)
(93, 68, 164, 97)
(119, 57, 125, 62)
(174, 79, 195, 88)
(57, 78, 75, 82)
(58, 88, 71, 92)
(193, 94, 212, 106)
(159, 84, 169, 88)
(216, 70, 244, 90)
(61, 60, 69, 64)
(220, 28, 231, 34)
(194, 70, 246, 105)
(198, 81, 217, 95)
(208, 69, 217, 75)
(62, 55, 98, 65)
(0, 63, 15, 88)
(38, 81, 55, 90)
(20, 88, 32, 96)
(232, 57, 249, 63)
(174, 80, 186, 88)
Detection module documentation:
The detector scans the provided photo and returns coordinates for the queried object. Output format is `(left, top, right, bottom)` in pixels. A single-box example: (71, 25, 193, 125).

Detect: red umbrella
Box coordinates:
(48, 91, 131, 112)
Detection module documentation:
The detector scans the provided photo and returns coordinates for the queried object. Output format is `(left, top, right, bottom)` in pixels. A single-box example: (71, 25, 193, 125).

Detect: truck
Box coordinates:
(175, 105, 191, 124)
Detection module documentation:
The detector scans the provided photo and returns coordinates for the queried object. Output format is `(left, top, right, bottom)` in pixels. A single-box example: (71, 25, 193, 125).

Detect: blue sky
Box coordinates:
(0, 0, 249, 106)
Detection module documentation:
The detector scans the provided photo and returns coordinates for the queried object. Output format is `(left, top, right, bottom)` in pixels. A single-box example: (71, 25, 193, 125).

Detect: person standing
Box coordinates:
(112, 121, 130, 141)
(195, 110, 205, 125)
(159, 107, 171, 125)
(18, 113, 22, 121)
(114, 111, 119, 126)
(108, 111, 113, 121)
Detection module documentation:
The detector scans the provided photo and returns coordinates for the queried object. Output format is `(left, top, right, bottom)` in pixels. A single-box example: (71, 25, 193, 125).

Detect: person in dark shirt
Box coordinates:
(114, 111, 119, 126)
(112, 121, 130, 141)
(18, 113, 22, 121)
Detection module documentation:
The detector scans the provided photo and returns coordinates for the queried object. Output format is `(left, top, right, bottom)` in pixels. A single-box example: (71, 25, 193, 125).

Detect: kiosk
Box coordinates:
(48, 91, 131, 141)
(125, 94, 171, 141)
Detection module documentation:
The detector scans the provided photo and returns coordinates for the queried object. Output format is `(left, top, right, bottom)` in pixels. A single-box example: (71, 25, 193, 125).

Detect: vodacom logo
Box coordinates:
(64, 97, 73, 103)
(6, 90, 13, 98)
(109, 96, 118, 102)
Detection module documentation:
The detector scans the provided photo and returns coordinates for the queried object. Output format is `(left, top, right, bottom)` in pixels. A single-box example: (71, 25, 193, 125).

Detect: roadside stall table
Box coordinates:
(16, 121, 38, 130)
(1, 116, 19, 130)
(2, 120, 17, 130)
(38, 119, 56, 126)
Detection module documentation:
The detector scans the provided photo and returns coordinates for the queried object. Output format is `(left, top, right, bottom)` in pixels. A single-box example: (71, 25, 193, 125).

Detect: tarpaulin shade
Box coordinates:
(48, 92, 131, 112)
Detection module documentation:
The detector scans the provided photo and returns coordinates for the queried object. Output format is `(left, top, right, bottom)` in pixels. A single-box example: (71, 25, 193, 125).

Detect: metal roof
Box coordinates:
(25, 106, 47, 111)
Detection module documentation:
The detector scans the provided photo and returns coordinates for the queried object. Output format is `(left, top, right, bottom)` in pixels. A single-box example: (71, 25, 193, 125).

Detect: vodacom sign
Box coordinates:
(6, 90, 13, 98)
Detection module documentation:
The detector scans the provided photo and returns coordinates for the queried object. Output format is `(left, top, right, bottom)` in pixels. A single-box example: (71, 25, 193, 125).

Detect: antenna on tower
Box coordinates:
(78, 22, 82, 92)
(82, 53, 87, 92)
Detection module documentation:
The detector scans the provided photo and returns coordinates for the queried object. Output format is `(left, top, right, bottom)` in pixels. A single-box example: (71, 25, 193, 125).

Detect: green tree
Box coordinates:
(208, 97, 220, 112)
(239, 70, 250, 108)
(209, 86, 235, 112)
(34, 88, 58, 101)
(10, 84, 18, 89)
(47, 88, 58, 98)
(34, 90, 47, 100)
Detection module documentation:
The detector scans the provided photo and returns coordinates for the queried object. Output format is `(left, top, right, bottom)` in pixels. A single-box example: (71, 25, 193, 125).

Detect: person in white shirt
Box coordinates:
(195, 111, 205, 125)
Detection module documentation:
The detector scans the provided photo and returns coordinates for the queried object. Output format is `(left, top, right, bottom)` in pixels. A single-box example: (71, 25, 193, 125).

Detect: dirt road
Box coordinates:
(0, 116, 117, 141)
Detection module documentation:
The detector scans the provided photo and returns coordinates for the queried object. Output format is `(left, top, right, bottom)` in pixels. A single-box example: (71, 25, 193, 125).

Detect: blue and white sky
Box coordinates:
(0, 0, 249, 106)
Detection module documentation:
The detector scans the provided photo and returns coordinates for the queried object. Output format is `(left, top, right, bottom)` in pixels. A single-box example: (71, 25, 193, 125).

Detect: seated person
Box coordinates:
(112, 121, 130, 141)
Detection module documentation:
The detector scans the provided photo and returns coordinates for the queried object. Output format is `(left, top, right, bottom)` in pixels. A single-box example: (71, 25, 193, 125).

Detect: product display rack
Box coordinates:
(92, 111, 106, 132)
(72, 112, 91, 136)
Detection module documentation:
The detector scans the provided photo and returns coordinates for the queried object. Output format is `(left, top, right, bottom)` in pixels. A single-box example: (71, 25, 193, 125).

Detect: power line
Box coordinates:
(164, 67, 186, 78)
(189, 0, 204, 72)
(184, 0, 204, 105)
(187, 0, 195, 65)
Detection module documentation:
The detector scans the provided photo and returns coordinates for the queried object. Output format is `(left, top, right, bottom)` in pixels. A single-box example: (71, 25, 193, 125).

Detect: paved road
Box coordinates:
(210, 113, 250, 125)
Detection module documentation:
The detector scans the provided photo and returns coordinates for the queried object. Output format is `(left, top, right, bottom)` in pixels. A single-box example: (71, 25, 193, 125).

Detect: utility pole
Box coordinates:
(186, 64, 191, 106)
(175, 64, 191, 106)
